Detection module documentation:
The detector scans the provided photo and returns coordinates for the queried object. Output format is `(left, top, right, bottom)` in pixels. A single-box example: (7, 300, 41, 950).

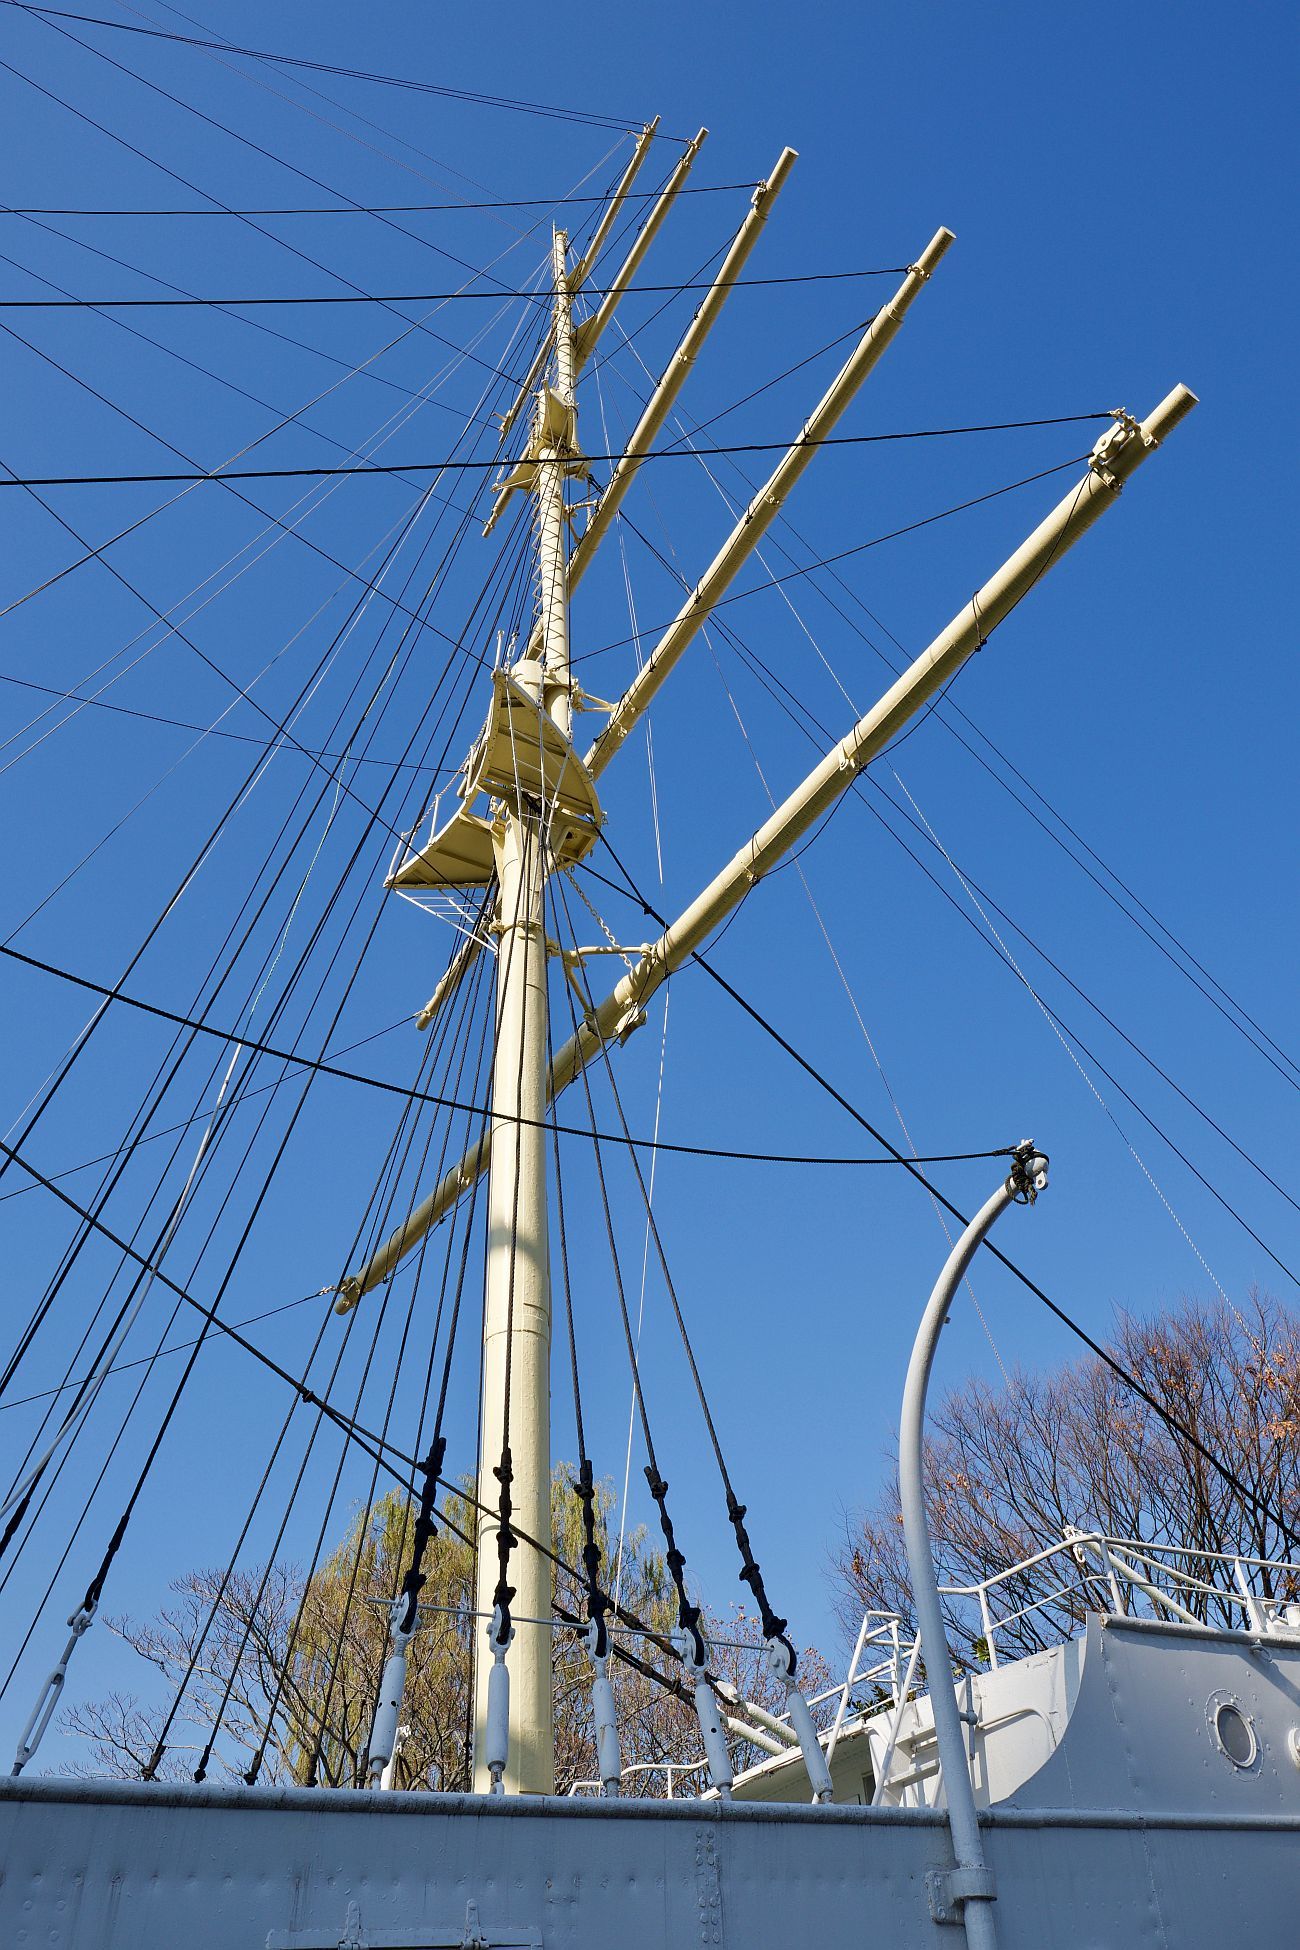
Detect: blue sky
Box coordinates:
(0, 0, 1295, 1767)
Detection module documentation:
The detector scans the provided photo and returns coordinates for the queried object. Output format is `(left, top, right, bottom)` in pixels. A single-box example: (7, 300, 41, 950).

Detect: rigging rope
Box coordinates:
(589, 840, 1300, 1558)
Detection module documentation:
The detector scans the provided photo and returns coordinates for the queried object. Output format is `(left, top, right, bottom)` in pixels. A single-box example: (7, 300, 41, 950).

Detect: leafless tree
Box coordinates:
(65, 1468, 830, 1792)
(834, 1292, 1300, 1666)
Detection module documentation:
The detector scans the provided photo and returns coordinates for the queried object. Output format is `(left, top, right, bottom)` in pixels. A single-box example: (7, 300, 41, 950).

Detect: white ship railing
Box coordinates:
(567, 1760, 708, 1798)
(937, 1531, 1300, 1670)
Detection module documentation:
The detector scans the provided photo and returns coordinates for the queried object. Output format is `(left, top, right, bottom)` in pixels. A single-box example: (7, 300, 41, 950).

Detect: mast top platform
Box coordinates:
(387, 665, 603, 892)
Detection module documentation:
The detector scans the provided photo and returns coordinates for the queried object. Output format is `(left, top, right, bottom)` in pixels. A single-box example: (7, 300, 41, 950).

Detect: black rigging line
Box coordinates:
(590, 837, 1300, 1559)
(0, 1290, 325, 1413)
(0, 45, 537, 394)
(0, 234, 515, 510)
(386, 945, 496, 1657)
(0, 1104, 720, 1724)
(859, 788, 1300, 1290)
(156, 788, 497, 1776)
(547, 874, 708, 1669)
(569, 446, 1092, 668)
(7, 198, 529, 425)
(0, 573, 478, 1584)
(554, 877, 796, 1669)
(0, 1, 664, 134)
(0, 670, 458, 767)
(153, 793, 498, 1777)
(0, 387, 522, 1194)
(299, 948, 493, 1785)
(0, 940, 1012, 1168)
(542, 878, 611, 1658)
(0, 1017, 410, 1206)
(0, 269, 917, 306)
(1, 184, 759, 217)
(0, 427, 1107, 491)
(246, 921, 505, 1785)
(0, 448, 447, 851)
(0, 487, 514, 1489)
(13, 9, 512, 304)
(0, 438, 528, 1697)
(672, 570, 1300, 1278)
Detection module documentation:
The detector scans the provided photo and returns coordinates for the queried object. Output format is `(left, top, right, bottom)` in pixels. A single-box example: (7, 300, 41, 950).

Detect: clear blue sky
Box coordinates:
(0, 0, 1295, 1766)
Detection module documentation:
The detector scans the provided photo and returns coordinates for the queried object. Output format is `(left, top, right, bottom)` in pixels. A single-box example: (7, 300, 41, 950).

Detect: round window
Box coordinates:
(1211, 1698, 1258, 1770)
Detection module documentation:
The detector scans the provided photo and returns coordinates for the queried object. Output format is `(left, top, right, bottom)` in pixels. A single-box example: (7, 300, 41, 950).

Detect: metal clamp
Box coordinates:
(926, 1865, 997, 1925)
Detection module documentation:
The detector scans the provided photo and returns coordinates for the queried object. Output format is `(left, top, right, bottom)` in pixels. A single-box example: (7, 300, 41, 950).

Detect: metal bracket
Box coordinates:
(925, 1865, 997, 1925)
(460, 1899, 489, 1950)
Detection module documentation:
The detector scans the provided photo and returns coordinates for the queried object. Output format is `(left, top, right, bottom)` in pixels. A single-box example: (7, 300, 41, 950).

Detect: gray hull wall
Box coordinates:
(2, 1616, 1296, 1946)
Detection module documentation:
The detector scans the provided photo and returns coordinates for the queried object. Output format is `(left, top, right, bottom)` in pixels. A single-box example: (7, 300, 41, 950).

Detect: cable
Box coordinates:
(0, 938, 1015, 1166)
(0, 268, 917, 307)
(0, 183, 759, 217)
(0, 43, 543, 389)
(0, 1, 665, 133)
(0, 428, 1107, 490)
(591, 838, 1300, 1559)
(0, 670, 458, 766)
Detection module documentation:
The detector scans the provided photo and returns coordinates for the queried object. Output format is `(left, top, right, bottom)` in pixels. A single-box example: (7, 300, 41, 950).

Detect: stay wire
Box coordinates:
(0, 428, 1108, 490)
(390, 939, 498, 1642)
(299, 949, 492, 1784)
(0, 269, 931, 308)
(542, 874, 610, 1654)
(10, 12, 554, 332)
(0, 185, 758, 218)
(0, 429, 522, 1204)
(0, 466, 479, 1383)
(655, 378, 1300, 1095)
(0, 406, 518, 1537)
(591, 837, 1300, 1558)
(180, 849, 500, 1778)
(0, 747, 452, 1664)
(554, 876, 795, 1663)
(161, 931, 503, 1775)
(257, 941, 513, 1786)
(0, 238, 541, 783)
(1, 2, 662, 133)
(0, 1110, 705, 1722)
(862, 786, 1300, 1291)
(666, 548, 1300, 1286)
(547, 873, 707, 1667)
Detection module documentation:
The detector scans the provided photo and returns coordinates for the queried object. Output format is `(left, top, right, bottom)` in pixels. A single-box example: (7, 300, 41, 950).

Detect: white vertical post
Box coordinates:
(470, 794, 554, 1796)
(898, 1145, 1048, 1947)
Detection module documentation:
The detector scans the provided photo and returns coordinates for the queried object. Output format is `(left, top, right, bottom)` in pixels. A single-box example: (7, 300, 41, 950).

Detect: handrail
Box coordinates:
(932, 1530, 1300, 1668)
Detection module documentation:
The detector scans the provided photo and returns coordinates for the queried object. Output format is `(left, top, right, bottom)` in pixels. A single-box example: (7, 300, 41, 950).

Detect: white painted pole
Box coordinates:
(470, 791, 554, 1795)
(897, 1145, 1047, 1947)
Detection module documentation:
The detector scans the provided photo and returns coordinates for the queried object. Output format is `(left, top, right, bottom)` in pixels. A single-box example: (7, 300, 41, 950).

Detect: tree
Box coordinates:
(66, 1466, 830, 1791)
(834, 1292, 1300, 1666)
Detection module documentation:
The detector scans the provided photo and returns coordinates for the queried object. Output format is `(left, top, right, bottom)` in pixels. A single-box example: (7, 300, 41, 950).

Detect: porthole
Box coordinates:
(1208, 1694, 1258, 1770)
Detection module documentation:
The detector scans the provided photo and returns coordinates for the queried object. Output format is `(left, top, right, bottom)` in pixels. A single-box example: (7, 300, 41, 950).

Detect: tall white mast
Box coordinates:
(470, 226, 580, 1796)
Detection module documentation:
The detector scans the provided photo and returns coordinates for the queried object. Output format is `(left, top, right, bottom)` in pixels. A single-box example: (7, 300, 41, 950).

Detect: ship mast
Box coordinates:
(342, 129, 1196, 1800)
(470, 226, 579, 1795)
